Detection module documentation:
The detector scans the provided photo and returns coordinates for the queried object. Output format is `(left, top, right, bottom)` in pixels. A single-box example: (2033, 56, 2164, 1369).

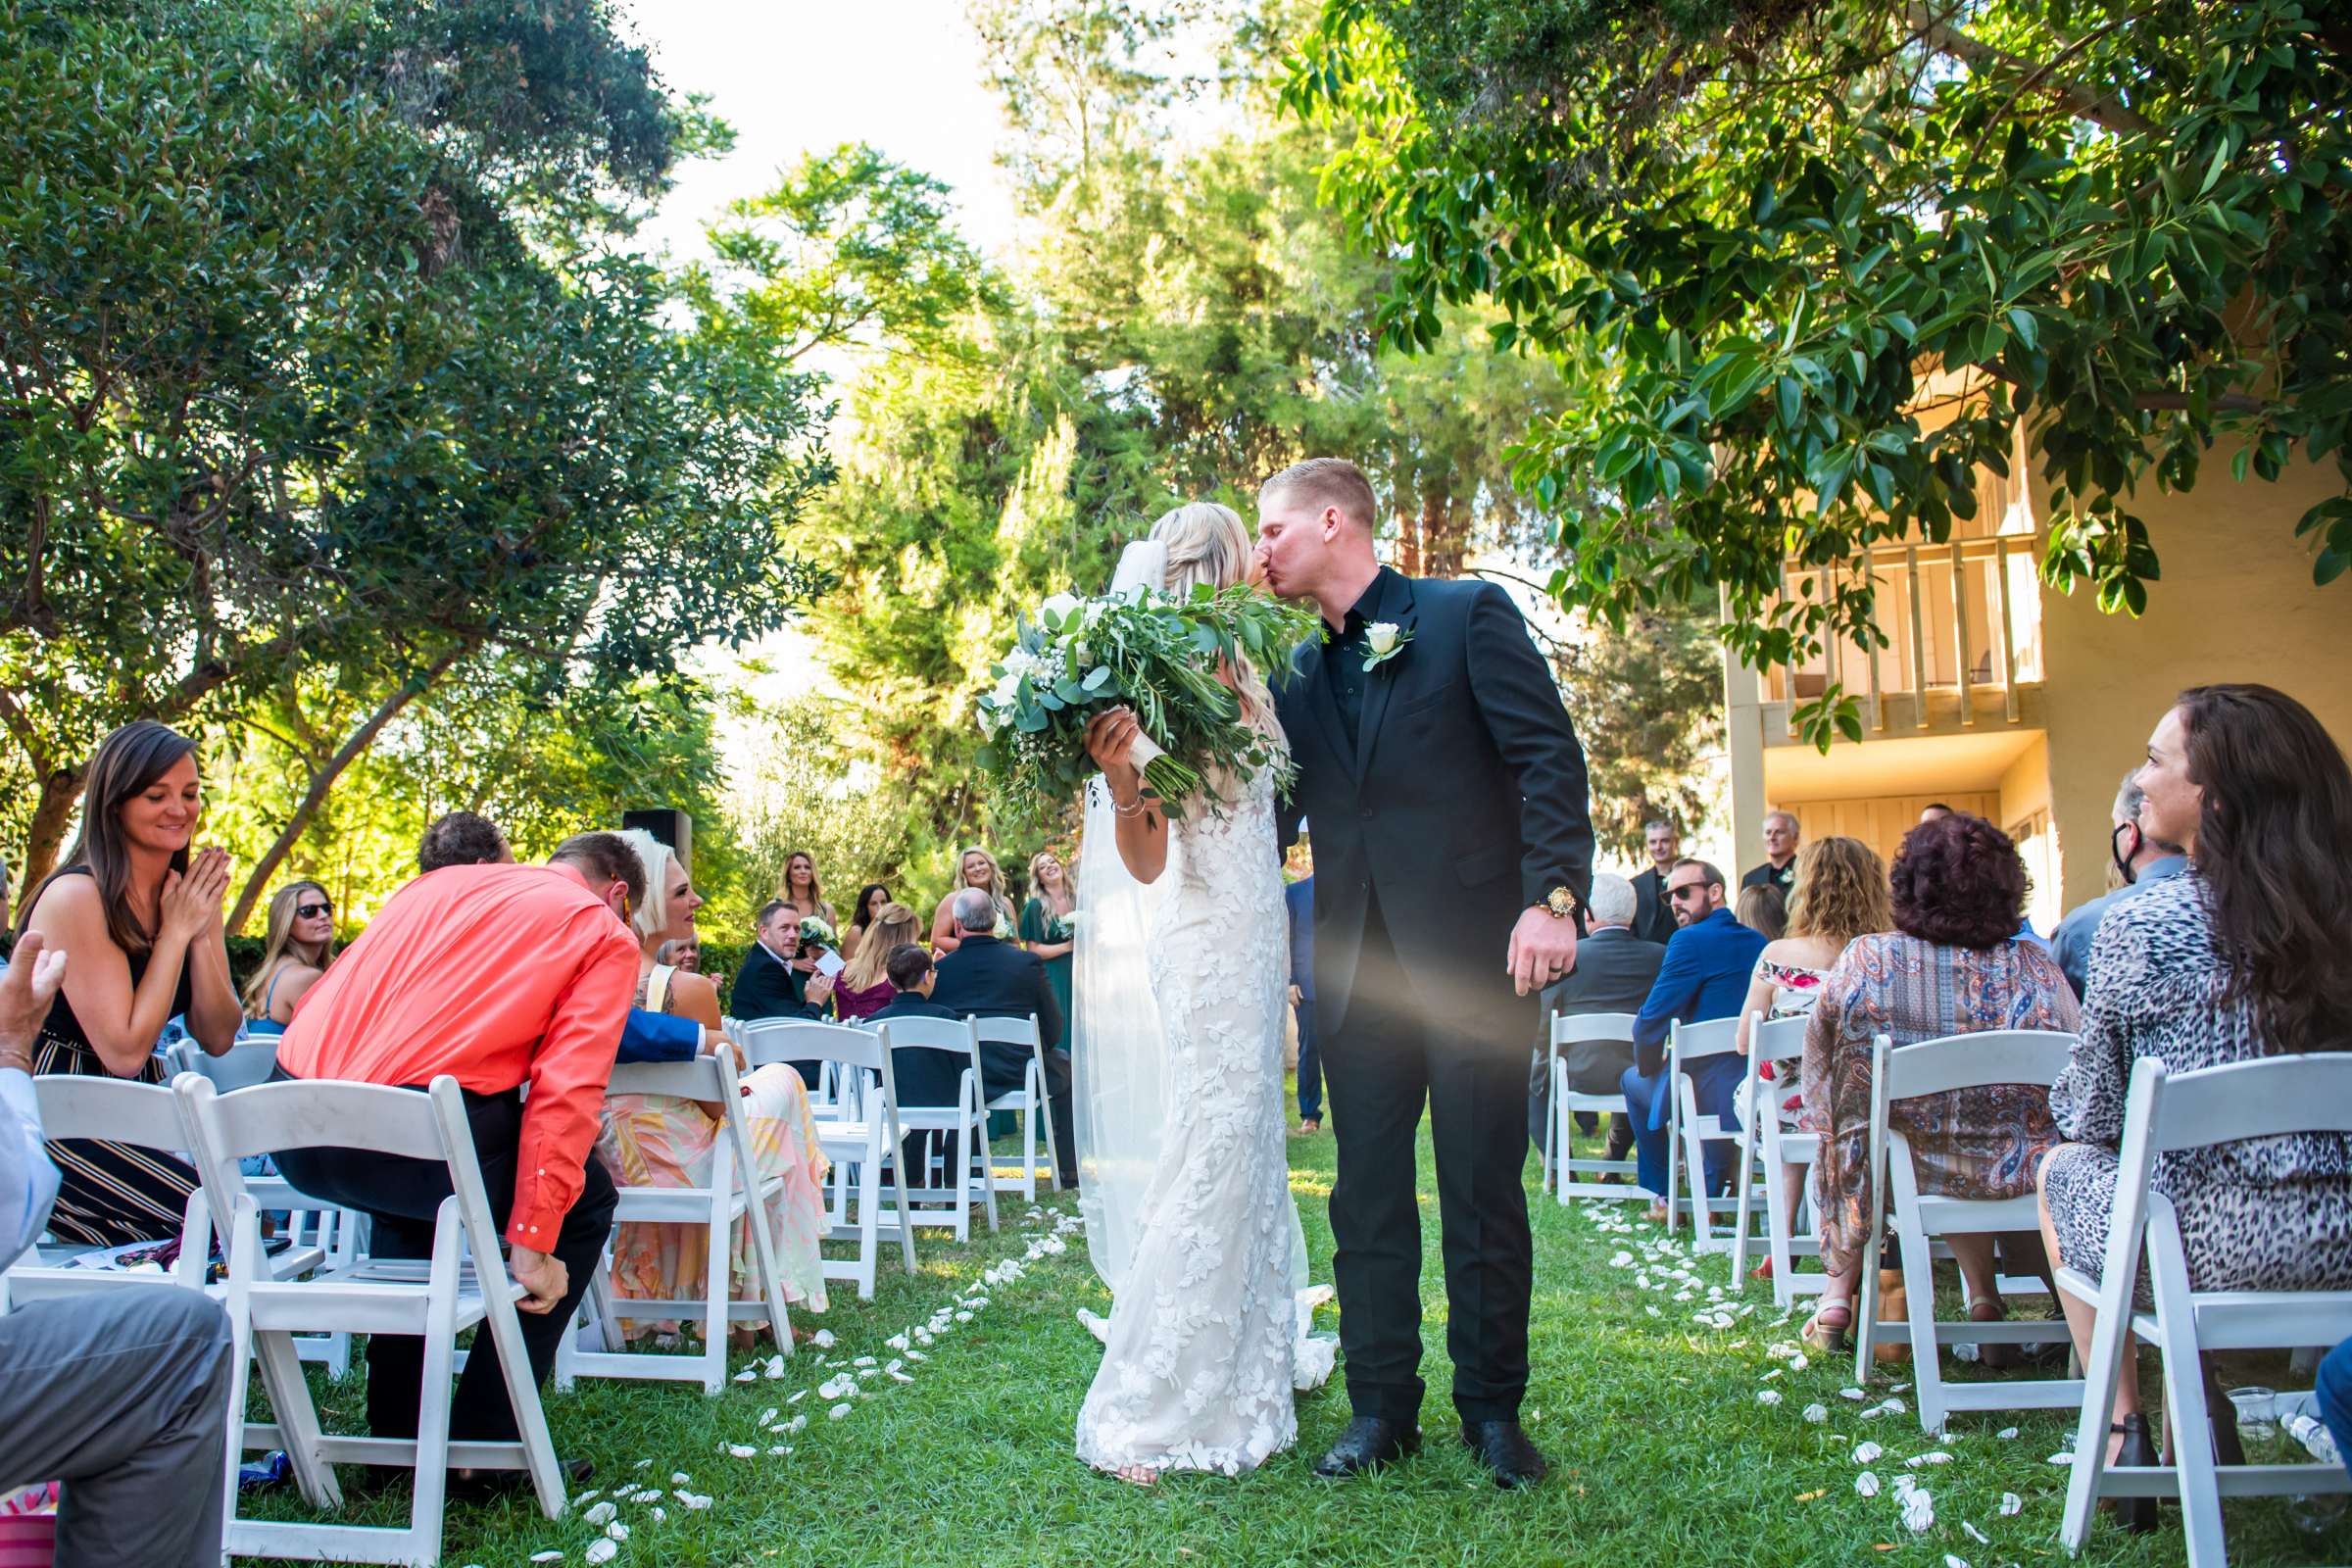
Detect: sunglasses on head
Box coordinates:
(296, 900, 332, 919)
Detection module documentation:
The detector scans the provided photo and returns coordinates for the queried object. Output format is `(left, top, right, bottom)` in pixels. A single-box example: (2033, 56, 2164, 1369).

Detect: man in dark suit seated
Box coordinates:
(928, 888, 1078, 1189)
(730, 900, 808, 1021)
(1528, 872, 1665, 1165)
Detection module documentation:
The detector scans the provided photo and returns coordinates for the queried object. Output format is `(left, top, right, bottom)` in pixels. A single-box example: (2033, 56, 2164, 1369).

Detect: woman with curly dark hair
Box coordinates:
(1795, 811, 2078, 1353)
(2037, 685, 2352, 1495)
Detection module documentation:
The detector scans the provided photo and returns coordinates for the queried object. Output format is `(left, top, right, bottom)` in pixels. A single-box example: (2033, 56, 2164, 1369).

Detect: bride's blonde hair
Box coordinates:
(1150, 501, 1271, 723)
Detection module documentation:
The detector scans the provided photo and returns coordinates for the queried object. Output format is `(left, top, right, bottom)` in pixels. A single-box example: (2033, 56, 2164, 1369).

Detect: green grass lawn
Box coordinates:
(250, 1092, 2351, 1566)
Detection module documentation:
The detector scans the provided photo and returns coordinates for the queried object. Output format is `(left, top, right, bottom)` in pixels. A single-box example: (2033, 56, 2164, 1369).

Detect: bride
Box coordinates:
(1070, 501, 1332, 1486)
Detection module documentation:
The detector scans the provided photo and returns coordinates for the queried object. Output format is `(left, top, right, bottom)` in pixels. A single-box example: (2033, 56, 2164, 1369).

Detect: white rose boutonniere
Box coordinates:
(1359, 620, 1413, 673)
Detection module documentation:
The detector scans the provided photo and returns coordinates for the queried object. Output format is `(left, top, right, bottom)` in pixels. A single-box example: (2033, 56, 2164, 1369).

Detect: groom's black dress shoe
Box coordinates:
(1313, 1416, 1421, 1478)
(1461, 1420, 1548, 1489)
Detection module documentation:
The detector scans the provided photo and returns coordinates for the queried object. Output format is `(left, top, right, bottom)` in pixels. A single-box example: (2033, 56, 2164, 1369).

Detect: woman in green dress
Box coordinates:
(1020, 849, 1077, 1038)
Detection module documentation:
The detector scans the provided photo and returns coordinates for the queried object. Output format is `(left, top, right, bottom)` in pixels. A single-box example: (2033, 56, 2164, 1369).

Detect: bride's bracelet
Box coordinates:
(1111, 794, 1147, 819)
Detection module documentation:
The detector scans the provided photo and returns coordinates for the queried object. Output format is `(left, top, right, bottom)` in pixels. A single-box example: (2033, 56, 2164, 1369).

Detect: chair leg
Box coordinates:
(2151, 1245, 2227, 1566)
(1899, 1215, 1945, 1436)
(700, 1197, 729, 1394)
(857, 1157, 880, 1300)
(254, 1327, 340, 1509)
(952, 1123, 971, 1243)
(411, 1279, 460, 1567)
(978, 1116, 1000, 1233)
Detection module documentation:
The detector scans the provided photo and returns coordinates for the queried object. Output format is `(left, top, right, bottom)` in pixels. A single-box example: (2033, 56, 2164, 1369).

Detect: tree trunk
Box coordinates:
(224, 648, 466, 933)
(19, 763, 88, 901)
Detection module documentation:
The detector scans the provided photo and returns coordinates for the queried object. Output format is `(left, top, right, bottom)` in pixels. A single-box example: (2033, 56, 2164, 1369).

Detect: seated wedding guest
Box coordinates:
(1630, 818, 1682, 946)
(834, 901, 921, 1022)
(16, 720, 241, 1245)
(869, 944, 966, 1184)
(930, 846, 1016, 956)
(2038, 685, 2352, 1493)
(269, 833, 644, 1487)
(656, 937, 702, 974)
(1733, 837, 1889, 1279)
(1020, 850, 1077, 1039)
(1742, 810, 1801, 898)
(841, 882, 893, 961)
(417, 808, 513, 873)
(1621, 858, 1769, 1214)
(732, 900, 808, 1021)
(1735, 881, 1788, 941)
(2049, 771, 2188, 1001)
(1528, 872, 1662, 1164)
(931, 887, 1078, 1188)
(413, 813, 704, 1067)
(777, 850, 838, 944)
(0, 933, 237, 1568)
(596, 831, 829, 1345)
(239, 880, 336, 1036)
(1800, 813, 2074, 1355)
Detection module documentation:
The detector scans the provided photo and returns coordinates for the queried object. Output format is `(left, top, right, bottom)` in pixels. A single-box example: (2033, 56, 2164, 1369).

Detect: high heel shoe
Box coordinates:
(1969, 1297, 2019, 1370)
(1802, 1293, 1853, 1352)
(2102, 1415, 2157, 1534)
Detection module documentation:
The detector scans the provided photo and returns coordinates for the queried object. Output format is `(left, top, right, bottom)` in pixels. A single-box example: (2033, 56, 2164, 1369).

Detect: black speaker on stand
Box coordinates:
(620, 808, 693, 877)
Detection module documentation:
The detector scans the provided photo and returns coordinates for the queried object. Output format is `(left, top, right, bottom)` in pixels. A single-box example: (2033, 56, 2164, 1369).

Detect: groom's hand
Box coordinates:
(1506, 906, 1578, 996)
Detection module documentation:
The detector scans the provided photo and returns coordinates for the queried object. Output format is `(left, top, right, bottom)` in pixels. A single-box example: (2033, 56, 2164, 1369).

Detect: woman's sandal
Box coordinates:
(1802, 1294, 1854, 1352)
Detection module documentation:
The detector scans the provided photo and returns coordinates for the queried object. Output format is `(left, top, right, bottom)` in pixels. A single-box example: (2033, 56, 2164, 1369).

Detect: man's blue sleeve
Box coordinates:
(616, 1007, 703, 1065)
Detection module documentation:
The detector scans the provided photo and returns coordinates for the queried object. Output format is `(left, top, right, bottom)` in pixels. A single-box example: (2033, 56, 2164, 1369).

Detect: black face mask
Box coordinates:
(2111, 820, 2142, 887)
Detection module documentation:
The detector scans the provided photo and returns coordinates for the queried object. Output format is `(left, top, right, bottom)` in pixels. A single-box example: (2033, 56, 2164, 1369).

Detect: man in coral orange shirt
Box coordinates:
(273, 831, 641, 1484)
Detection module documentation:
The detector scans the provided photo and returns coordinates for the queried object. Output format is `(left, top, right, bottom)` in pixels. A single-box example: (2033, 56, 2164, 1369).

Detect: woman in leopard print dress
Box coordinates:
(2037, 685, 2352, 1459)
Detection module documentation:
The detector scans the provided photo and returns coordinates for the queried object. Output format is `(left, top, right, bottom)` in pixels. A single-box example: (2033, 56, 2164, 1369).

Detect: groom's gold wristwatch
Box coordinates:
(1540, 886, 1577, 919)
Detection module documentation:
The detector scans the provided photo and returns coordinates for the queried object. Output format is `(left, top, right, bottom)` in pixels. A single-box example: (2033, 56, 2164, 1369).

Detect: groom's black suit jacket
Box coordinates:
(1275, 566, 1596, 1038)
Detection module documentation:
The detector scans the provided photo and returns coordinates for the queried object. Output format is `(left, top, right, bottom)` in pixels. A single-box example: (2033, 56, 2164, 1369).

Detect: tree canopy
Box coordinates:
(1287, 0, 2352, 742)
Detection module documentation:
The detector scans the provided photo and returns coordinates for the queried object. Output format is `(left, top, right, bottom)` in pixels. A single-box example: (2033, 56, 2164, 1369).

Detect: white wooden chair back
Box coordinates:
(185, 1035, 285, 1094)
(2, 1076, 213, 1299)
(2059, 1054, 2352, 1566)
(1544, 1010, 1646, 1203)
(878, 1015, 999, 1240)
(1852, 1029, 2080, 1430)
(559, 1049, 794, 1392)
(739, 1017, 872, 1116)
(173, 1071, 567, 1564)
(970, 1012, 1059, 1198)
(752, 1021, 916, 1298)
(1663, 1016, 1746, 1249)
(1728, 1012, 1824, 1300)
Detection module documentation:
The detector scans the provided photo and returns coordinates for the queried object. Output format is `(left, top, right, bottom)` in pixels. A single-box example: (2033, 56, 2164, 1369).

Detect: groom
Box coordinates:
(1255, 458, 1594, 1489)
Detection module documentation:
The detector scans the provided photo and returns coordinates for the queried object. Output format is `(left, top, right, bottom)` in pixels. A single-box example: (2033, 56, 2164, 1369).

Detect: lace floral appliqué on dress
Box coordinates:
(1073, 749, 1334, 1478)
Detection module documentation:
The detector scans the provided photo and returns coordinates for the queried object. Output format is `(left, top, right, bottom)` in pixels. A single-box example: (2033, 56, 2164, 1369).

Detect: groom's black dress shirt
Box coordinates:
(1323, 580, 1379, 748)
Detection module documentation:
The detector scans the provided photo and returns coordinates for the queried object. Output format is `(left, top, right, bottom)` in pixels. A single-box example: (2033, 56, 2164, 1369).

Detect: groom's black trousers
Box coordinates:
(1322, 895, 1534, 1426)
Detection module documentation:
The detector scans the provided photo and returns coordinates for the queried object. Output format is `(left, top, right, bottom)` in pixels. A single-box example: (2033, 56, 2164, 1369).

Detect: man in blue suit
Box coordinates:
(1285, 858, 1321, 1132)
(1621, 858, 1769, 1208)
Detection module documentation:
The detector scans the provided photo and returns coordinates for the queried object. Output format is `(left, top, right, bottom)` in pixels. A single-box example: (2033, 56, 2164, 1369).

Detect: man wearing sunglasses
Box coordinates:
(1617, 858, 1771, 1216)
(2049, 771, 2189, 1001)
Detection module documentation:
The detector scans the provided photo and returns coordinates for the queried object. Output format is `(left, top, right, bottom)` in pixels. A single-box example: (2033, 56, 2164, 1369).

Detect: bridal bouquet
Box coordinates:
(973, 582, 1318, 819)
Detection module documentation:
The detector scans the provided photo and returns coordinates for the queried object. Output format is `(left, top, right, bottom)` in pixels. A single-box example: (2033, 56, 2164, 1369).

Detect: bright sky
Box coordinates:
(629, 1, 1020, 270)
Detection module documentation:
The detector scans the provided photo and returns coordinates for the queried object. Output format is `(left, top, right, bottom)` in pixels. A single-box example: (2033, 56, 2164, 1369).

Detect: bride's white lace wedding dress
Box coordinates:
(1073, 753, 1334, 1478)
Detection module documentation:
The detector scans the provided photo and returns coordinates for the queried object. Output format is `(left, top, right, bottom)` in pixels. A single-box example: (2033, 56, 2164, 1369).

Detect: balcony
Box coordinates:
(1754, 532, 2046, 743)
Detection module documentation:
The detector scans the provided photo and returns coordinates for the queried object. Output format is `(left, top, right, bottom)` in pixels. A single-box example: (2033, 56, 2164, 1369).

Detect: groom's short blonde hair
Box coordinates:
(1262, 458, 1377, 534)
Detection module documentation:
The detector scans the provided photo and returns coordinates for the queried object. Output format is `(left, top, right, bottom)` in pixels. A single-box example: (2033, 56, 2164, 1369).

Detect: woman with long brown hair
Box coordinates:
(2038, 684, 2352, 1494)
(240, 880, 336, 1035)
(776, 850, 836, 937)
(1019, 849, 1078, 1042)
(17, 720, 242, 1244)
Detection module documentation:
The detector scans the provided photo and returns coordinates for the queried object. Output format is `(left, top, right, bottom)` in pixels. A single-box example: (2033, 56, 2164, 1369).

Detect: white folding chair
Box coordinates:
(734, 1016, 849, 1121)
(3, 1077, 217, 1304)
(1544, 1010, 1648, 1203)
(173, 1071, 567, 1566)
(877, 1015, 999, 1240)
(1851, 1029, 2082, 1432)
(971, 1012, 1060, 1199)
(742, 1020, 916, 1299)
(1663, 1016, 1747, 1250)
(2058, 1054, 2352, 1565)
(182, 1034, 287, 1093)
(1730, 1013, 1826, 1303)
(555, 1051, 794, 1393)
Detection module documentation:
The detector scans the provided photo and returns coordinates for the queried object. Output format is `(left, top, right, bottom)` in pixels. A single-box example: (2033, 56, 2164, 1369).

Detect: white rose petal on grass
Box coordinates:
(1996, 1426, 2019, 1440)
(584, 1540, 617, 1567)
(1855, 1471, 1882, 1498)
(788, 1390, 807, 1404)
(853, 1355, 877, 1368)
(674, 1491, 711, 1510)
(765, 1354, 787, 1379)
(650, 1506, 666, 1524)
(1760, 1368, 1783, 1381)
(1757, 1390, 1783, 1406)
(906, 1349, 928, 1362)
(1841, 1388, 1868, 1401)
(1802, 1403, 1829, 1424)
(1900, 1489, 1936, 1533)
(768, 1446, 790, 1456)
(606, 1522, 629, 1542)
(758, 1407, 779, 1428)
(529, 1554, 564, 1565)
(733, 1369, 758, 1384)
(1943, 1557, 1968, 1568)
(1788, 1353, 1808, 1371)
(786, 1414, 808, 1435)
(809, 1330, 836, 1349)
(1999, 1493, 2023, 1516)
(1882, 1396, 1908, 1413)
(829, 1402, 854, 1420)
(632, 1458, 652, 1470)
(1963, 1521, 1990, 1545)
(1907, 1451, 1953, 1467)
(728, 1445, 759, 1458)
(2046, 1451, 2075, 1466)
(671, 1472, 690, 1485)
(1852, 1442, 1884, 1464)
(584, 1501, 616, 1526)
(629, 1489, 662, 1504)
